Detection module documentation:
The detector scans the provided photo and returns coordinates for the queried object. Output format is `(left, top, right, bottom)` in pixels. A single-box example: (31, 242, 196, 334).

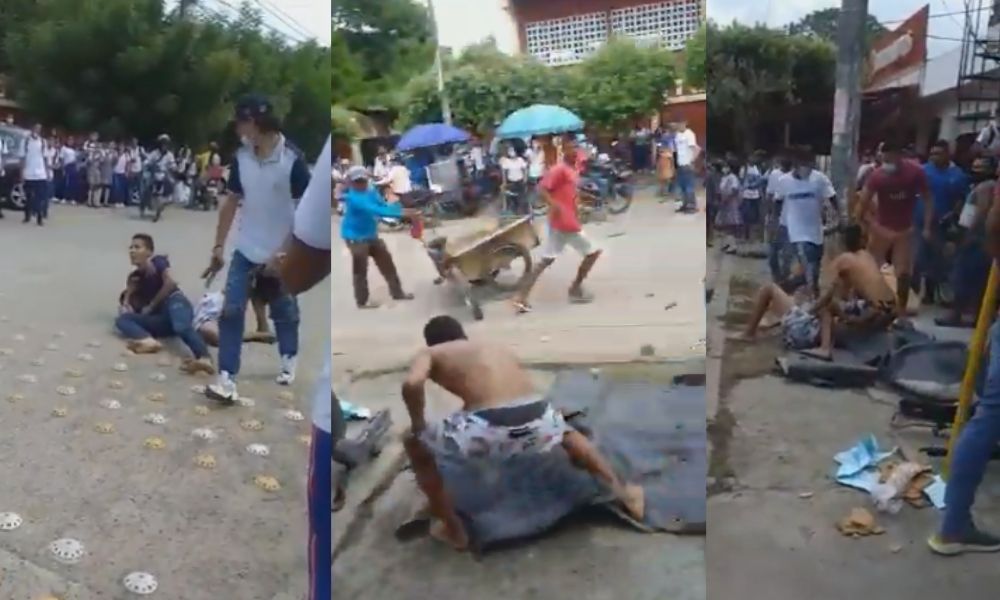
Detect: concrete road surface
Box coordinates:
(0, 205, 326, 599)
(332, 191, 706, 600)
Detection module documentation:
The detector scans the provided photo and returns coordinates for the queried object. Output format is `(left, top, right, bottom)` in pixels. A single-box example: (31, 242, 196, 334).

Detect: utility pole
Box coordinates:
(426, 0, 453, 125)
(830, 0, 869, 224)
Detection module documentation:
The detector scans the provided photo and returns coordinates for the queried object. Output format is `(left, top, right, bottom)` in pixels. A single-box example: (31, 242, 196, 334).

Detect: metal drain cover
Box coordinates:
(49, 538, 84, 564)
(246, 444, 270, 457)
(0, 512, 22, 531)
(191, 428, 216, 441)
(123, 571, 158, 595)
(112, 363, 129, 372)
(100, 399, 122, 410)
(283, 410, 305, 422)
(149, 373, 167, 383)
(56, 386, 76, 396)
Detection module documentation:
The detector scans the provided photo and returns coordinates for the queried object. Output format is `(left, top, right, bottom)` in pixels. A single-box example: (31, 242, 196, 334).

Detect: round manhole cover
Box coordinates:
(240, 419, 263, 432)
(49, 538, 85, 564)
(191, 428, 217, 441)
(52, 407, 68, 417)
(283, 410, 304, 422)
(77, 352, 93, 361)
(108, 380, 126, 390)
(112, 363, 129, 372)
(253, 475, 281, 492)
(100, 399, 122, 410)
(16, 374, 37, 384)
(143, 437, 166, 450)
(149, 373, 167, 383)
(143, 413, 167, 425)
(56, 386, 76, 396)
(146, 392, 166, 403)
(94, 422, 115, 434)
(194, 454, 216, 469)
(64, 368, 84, 378)
(123, 571, 158, 595)
(0, 512, 22, 531)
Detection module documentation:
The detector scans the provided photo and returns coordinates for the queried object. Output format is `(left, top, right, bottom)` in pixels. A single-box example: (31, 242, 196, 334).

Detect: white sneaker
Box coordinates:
(206, 371, 238, 404)
(276, 355, 297, 385)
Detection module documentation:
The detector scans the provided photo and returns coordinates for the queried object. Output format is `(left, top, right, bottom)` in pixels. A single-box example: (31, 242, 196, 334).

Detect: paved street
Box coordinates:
(332, 191, 706, 600)
(707, 252, 1000, 599)
(0, 205, 326, 599)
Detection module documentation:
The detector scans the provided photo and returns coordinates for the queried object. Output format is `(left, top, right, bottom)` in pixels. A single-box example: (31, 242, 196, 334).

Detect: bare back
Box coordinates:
(427, 340, 536, 411)
(836, 250, 895, 303)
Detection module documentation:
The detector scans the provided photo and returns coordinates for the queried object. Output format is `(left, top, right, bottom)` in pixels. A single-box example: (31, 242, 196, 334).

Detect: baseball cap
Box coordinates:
(233, 94, 274, 122)
(346, 166, 369, 181)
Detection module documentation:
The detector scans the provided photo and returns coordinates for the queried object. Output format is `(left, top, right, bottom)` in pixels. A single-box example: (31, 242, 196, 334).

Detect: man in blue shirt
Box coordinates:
(341, 166, 415, 308)
(917, 140, 970, 303)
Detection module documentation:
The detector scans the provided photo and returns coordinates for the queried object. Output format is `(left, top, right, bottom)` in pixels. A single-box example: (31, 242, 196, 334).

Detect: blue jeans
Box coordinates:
(114, 291, 209, 359)
(309, 425, 332, 600)
(769, 226, 791, 283)
(218, 250, 299, 376)
(676, 165, 696, 209)
(943, 319, 1000, 537)
(792, 241, 823, 296)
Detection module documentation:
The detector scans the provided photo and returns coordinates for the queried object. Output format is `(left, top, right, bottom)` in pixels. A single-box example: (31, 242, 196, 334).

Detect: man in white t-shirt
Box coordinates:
(21, 123, 49, 226)
(774, 147, 837, 296)
(279, 135, 331, 600)
(525, 138, 546, 181)
(203, 94, 311, 403)
(500, 146, 528, 213)
(372, 146, 391, 180)
(674, 120, 701, 213)
(375, 156, 412, 202)
(765, 154, 793, 282)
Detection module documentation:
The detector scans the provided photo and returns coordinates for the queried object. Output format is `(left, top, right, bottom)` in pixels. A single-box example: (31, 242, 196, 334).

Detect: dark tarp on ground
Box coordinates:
(398, 370, 706, 550)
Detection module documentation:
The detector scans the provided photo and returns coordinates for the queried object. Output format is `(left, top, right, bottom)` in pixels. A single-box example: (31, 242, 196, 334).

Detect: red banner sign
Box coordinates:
(864, 5, 929, 93)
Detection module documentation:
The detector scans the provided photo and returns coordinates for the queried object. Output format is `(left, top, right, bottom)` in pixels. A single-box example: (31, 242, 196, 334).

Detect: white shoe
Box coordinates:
(206, 371, 238, 404)
(276, 355, 297, 386)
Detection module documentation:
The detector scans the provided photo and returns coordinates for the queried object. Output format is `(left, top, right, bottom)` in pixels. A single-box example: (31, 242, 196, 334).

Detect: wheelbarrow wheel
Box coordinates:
(487, 243, 532, 293)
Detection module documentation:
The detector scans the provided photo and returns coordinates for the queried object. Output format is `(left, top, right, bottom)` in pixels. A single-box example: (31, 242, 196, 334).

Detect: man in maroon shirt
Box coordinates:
(512, 137, 602, 313)
(858, 140, 934, 313)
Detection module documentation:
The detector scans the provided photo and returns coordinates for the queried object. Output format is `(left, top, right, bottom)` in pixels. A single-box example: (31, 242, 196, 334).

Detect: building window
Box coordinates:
(524, 11, 609, 67)
(610, 0, 703, 52)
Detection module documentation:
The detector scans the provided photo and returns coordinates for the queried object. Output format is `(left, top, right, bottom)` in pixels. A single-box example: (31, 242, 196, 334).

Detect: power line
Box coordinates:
(204, 0, 309, 44)
(251, 0, 314, 41)
(882, 4, 990, 26)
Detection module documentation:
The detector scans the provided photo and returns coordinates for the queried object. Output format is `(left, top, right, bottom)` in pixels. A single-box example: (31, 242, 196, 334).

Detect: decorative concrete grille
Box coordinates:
(524, 11, 609, 66)
(610, 0, 702, 51)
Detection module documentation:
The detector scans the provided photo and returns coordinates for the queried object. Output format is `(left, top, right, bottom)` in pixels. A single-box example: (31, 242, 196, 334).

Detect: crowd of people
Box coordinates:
(0, 118, 225, 224)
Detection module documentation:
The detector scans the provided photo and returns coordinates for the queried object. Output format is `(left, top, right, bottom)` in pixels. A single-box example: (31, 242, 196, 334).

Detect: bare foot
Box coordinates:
(181, 357, 216, 375)
(128, 338, 162, 354)
(429, 519, 469, 551)
(620, 483, 645, 521)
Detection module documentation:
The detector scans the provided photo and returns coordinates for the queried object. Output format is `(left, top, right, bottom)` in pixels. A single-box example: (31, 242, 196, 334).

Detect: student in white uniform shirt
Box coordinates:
(499, 145, 528, 213)
(21, 123, 50, 225)
(375, 155, 413, 203)
(278, 135, 332, 600)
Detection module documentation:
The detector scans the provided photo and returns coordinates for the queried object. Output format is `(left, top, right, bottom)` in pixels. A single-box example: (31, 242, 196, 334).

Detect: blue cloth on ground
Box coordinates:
(339, 399, 371, 421)
(833, 434, 896, 492)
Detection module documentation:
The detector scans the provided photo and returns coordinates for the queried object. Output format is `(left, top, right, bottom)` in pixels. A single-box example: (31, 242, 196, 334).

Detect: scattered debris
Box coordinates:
(143, 437, 166, 450)
(798, 491, 814, 499)
(253, 475, 281, 492)
(194, 454, 217, 469)
(108, 380, 126, 390)
(94, 422, 115, 434)
(143, 413, 167, 425)
(640, 344, 655, 357)
(149, 372, 167, 383)
(51, 407, 68, 417)
(664, 301, 678, 311)
(56, 385, 76, 396)
(246, 444, 270, 457)
(191, 428, 217, 441)
(836, 507, 885, 537)
(100, 399, 122, 410)
(283, 409, 305, 422)
(113, 363, 129, 372)
(240, 419, 264, 432)
(889, 543, 903, 553)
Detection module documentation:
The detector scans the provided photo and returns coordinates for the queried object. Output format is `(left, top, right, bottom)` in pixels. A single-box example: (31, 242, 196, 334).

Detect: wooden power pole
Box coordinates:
(830, 0, 869, 223)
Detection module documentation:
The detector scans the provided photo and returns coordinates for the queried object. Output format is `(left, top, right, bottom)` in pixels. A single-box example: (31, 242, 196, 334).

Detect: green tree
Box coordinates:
(706, 22, 834, 153)
(788, 8, 886, 45)
(5, 0, 328, 159)
(566, 38, 675, 134)
(684, 24, 707, 90)
(332, 0, 436, 109)
(0, 0, 39, 72)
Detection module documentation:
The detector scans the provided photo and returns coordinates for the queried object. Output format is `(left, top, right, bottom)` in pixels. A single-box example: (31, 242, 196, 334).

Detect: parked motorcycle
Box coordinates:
(530, 160, 634, 218)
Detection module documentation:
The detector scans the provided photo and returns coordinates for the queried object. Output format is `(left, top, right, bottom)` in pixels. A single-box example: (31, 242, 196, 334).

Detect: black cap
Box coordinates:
(234, 94, 274, 122)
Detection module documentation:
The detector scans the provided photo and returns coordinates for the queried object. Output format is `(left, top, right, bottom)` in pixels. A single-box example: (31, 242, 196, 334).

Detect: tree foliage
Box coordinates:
(787, 8, 886, 46)
(332, 0, 436, 109)
(3, 0, 329, 159)
(399, 38, 674, 136)
(707, 22, 835, 152)
(684, 24, 706, 90)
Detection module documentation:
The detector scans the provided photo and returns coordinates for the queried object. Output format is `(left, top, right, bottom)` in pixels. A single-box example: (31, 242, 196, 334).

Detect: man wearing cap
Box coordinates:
(203, 94, 311, 403)
(341, 166, 415, 308)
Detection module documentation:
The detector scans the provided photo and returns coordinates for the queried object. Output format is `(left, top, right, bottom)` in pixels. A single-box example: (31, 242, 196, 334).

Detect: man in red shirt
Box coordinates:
(858, 140, 934, 313)
(513, 137, 602, 313)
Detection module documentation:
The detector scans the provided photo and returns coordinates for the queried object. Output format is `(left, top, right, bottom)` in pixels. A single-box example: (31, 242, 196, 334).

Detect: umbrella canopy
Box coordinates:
(395, 123, 470, 151)
(495, 104, 583, 139)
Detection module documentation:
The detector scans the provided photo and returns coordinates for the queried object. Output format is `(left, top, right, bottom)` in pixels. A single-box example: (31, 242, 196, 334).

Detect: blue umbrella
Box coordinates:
(495, 104, 583, 139)
(395, 123, 470, 151)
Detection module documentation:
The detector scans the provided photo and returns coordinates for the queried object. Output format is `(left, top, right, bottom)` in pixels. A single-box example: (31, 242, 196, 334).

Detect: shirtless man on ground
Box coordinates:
(737, 225, 896, 357)
(402, 315, 645, 550)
